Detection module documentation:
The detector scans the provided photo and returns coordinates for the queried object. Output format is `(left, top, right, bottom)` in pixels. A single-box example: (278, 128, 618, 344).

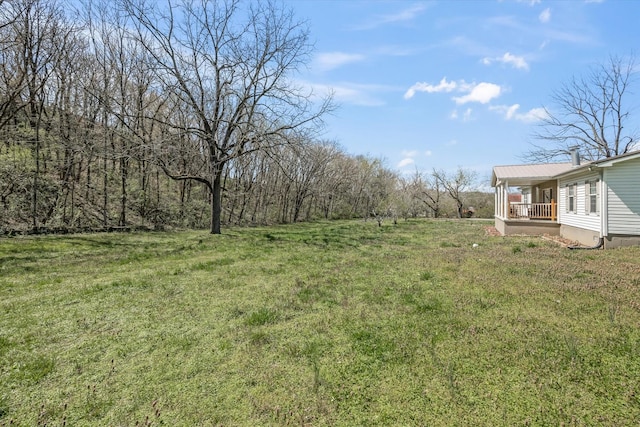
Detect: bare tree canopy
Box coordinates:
(433, 167, 477, 218)
(527, 55, 639, 162)
(112, 0, 333, 233)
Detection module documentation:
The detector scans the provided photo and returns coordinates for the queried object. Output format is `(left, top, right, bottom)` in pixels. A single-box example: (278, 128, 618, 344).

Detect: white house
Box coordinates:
(492, 150, 640, 248)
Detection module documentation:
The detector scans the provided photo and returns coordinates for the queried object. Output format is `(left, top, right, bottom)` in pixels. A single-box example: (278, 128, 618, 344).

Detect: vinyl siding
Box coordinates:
(605, 157, 640, 235)
(558, 171, 601, 232)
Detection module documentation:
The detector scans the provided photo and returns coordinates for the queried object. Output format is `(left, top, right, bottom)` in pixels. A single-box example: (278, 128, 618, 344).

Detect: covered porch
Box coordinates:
(491, 163, 573, 236)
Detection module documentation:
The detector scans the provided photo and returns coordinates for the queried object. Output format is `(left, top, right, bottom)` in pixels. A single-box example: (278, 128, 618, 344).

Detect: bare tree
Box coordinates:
(119, 0, 332, 233)
(314, 144, 350, 220)
(435, 167, 477, 218)
(0, 0, 32, 131)
(528, 55, 638, 162)
(0, 0, 73, 228)
(273, 139, 338, 223)
(418, 169, 445, 218)
(0, 1, 13, 32)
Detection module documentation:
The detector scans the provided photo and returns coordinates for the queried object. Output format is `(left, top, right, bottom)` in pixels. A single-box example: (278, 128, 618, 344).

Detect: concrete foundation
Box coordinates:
(495, 218, 640, 248)
(559, 224, 600, 247)
(604, 235, 640, 249)
(495, 217, 560, 236)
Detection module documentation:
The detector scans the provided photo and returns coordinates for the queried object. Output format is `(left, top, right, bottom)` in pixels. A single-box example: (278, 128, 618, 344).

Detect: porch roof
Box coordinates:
(491, 162, 573, 187)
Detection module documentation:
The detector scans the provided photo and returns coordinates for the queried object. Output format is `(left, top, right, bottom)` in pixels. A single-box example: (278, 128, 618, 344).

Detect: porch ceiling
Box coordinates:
(491, 163, 573, 187)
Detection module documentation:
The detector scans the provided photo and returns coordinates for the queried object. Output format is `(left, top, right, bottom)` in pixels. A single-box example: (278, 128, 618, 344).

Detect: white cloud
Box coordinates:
(446, 139, 458, 146)
(398, 148, 432, 168)
(463, 108, 473, 121)
(397, 158, 415, 168)
(506, 104, 520, 119)
(539, 8, 551, 23)
(501, 52, 529, 70)
(314, 52, 365, 72)
(517, 107, 548, 122)
(490, 104, 548, 123)
(453, 82, 502, 105)
(404, 78, 457, 99)
(449, 110, 458, 120)
(406, 78, 503, 106)
(482, 52, 529, 70)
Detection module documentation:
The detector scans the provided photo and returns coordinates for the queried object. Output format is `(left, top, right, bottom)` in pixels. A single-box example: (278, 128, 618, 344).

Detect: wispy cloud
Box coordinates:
(304, 81, 390, 107)
(482, 52, 529, 70)
(486, 14, 595, 46)
(453, 82, 502, 105)
(397, 157, 415, 168)
(404, 78, 457, 99)
(313, 52, 365, 72)
(539, 8, 551, 23)
(401, 149, 419, 158)
(406, 78, 502, 105)
(444, 35, 494, 58)
(490, 104, 548, 122)
(450, 108, 474, 121)
(398, 147, 433, 168)
(354, 4, 428, 30)
(328, 83, 386, 107)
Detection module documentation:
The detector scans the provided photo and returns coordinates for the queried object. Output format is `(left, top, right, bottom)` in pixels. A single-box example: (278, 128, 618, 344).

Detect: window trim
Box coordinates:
(566, 183, 576, 213)
(585, 179, 600, 216)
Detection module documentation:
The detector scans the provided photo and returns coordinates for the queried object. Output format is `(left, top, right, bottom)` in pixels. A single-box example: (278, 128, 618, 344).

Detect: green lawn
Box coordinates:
(1, 219, 640, 426)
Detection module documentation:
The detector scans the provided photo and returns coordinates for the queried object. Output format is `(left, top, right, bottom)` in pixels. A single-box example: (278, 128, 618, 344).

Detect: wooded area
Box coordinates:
(0, 0, 490, 233)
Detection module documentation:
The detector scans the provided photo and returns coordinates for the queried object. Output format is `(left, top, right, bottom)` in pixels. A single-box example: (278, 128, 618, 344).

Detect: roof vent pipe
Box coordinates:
(569, 146, 580, 167)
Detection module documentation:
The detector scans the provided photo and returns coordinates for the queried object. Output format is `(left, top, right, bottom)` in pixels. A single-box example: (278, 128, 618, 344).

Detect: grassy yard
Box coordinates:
(1, 219, 640, 426)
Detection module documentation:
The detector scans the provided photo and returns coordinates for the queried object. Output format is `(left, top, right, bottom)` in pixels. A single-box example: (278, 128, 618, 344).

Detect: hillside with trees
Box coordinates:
(0, 0, 489, 234)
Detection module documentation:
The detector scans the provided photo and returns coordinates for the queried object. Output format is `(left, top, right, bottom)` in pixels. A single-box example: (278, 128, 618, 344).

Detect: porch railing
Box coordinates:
(509, 201, 556, 221)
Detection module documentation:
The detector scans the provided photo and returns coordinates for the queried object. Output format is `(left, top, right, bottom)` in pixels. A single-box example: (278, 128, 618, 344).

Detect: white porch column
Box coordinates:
(495, 181, 509, 220)
(503, 180, 509, 219)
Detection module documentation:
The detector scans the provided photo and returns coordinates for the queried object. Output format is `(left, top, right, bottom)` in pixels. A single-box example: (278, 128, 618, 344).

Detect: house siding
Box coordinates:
(558, 171, 601, 233)
(605, 157, 640, 236)
(492, 151, 640, 247)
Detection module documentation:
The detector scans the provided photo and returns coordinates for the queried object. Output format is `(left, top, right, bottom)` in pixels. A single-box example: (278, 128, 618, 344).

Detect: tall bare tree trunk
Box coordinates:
(211, 166, 223, 234)
(32, 110, 40, 229)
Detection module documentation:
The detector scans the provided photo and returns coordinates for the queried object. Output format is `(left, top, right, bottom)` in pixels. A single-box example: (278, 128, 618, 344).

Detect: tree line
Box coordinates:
(0, 0, 487, 234)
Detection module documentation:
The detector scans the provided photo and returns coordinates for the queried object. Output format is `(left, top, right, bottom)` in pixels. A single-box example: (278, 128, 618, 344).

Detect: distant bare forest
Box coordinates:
(0, 0, 491, 233)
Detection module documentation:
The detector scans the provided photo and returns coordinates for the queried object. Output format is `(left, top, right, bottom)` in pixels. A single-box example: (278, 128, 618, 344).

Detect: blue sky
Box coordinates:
(285, 0, 639, 185)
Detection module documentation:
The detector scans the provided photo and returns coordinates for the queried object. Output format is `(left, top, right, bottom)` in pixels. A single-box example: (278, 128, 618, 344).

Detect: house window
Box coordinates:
(566, 183, 576, 213)
(585, 180, 599, 215)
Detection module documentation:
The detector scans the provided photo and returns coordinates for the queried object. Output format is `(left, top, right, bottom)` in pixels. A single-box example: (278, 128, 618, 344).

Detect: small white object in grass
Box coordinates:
(472, 243, 479, 248)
